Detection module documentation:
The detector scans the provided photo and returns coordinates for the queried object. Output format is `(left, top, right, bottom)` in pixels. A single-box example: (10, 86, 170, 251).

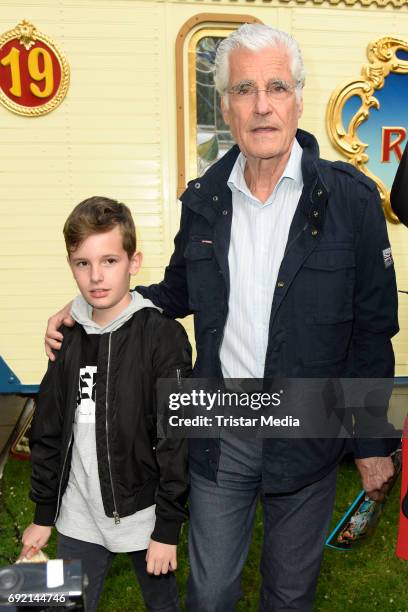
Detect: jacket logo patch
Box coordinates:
(201, 239, 213, 244)
(382, 247, 394, 269)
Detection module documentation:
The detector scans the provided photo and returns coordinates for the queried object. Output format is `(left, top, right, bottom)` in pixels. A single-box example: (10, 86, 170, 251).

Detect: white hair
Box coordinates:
(214, 24, 306, 105)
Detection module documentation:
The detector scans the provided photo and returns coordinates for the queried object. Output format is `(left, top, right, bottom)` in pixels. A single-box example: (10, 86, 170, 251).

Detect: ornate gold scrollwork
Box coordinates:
(15, 20, 37, 51)
(327, 36, 408, 223)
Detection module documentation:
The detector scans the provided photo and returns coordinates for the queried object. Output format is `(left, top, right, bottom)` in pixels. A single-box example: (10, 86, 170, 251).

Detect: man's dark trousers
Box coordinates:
(186, 436, 337, 612)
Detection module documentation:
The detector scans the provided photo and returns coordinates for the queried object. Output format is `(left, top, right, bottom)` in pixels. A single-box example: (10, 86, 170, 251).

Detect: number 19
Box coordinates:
(1, 46, 54, 98)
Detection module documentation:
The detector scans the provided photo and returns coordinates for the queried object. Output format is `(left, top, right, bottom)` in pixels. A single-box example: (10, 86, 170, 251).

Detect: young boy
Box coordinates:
(20, 196, 192, 611)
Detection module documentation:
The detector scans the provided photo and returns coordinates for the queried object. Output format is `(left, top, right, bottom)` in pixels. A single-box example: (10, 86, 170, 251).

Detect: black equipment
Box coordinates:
(0, 559, 85, 610)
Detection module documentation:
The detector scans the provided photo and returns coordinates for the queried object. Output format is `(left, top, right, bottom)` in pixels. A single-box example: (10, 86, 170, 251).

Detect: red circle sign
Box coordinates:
(0, 39, 62, 107)
(0, 21, 69, 116)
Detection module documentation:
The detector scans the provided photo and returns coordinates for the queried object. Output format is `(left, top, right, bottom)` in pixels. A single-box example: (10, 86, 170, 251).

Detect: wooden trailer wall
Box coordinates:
(0, 0, 407, 383)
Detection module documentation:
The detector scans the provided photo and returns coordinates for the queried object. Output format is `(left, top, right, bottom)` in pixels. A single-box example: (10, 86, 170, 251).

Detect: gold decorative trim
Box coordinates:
(277, 0, 406, 7)
(176, 13, 262, 197)
(15, 20, 36, 50)
(188, 27, 237, 183)
(168, 0, 406, 6)
(0, 20, 70, 117)
(327, 36, 408, 224)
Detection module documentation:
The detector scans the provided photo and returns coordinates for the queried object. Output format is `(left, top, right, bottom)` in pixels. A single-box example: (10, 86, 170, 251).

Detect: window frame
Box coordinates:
(175, 13, 262, 197)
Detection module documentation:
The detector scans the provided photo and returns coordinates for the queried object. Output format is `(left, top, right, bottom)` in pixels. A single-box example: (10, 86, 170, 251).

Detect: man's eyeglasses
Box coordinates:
(227, 79, 299, 101)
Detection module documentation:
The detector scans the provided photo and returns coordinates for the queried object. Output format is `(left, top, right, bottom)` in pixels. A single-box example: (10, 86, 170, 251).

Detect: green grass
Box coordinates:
(1, 457, 407, 611)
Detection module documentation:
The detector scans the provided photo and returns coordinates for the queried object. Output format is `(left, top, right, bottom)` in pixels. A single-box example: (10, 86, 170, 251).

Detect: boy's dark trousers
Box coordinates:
(57, 533, 181, 612)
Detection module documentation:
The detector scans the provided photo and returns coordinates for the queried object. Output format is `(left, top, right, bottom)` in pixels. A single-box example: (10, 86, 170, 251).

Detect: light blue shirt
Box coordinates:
(220, 139, 304, 379)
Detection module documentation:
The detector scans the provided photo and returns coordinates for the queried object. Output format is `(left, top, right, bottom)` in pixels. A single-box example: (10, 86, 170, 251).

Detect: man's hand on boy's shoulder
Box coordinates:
(20, 523, 52, 560)
(45, 301, 75, 361)
(146, 539, 177, 575)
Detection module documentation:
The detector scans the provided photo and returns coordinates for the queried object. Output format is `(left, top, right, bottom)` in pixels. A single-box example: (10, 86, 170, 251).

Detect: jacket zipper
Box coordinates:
(53, 432, 73, 523)
(106, 332, 120, 524)
(176, 368, 182, 388)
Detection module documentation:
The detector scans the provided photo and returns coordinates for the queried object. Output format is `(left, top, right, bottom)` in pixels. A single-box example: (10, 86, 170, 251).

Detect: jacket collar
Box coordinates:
(181, 129, 330, 231)
(180, 144, 239, 225)
(296, 129, 329, 233)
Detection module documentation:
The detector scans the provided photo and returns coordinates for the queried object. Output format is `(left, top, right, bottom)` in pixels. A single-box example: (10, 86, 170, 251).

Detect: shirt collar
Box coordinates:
(227, 138, 303, 204)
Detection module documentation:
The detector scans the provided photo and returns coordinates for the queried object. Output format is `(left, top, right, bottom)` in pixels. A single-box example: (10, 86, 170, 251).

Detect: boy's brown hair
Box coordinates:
(63, 196, 136, 257)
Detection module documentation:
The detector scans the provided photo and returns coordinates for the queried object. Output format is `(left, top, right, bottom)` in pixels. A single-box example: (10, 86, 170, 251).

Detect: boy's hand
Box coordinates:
(20, 524, 52, 560)
(45, 301, 74, 360)
(146, 539, 177, 575)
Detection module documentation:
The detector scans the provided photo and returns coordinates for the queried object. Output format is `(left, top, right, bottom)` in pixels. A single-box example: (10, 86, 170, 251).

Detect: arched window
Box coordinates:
(176, 14, 262, 196)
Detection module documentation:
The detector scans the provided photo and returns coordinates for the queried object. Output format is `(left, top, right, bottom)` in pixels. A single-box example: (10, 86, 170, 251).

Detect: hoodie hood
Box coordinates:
(71, 290, 161, 335)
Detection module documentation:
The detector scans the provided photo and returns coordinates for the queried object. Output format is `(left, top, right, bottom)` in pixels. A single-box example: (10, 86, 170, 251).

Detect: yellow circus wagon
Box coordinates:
(0, 0, 407, 433)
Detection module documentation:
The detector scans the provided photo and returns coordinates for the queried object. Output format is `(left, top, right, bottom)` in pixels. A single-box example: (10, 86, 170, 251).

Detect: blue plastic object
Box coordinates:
(0, 356, 39, 395)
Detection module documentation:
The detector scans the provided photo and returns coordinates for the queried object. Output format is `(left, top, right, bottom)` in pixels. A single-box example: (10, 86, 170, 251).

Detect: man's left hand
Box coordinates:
(355, 456, 394, 501)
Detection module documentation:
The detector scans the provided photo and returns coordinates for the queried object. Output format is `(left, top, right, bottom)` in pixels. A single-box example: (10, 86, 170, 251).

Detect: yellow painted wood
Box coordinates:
(0, 0, 407, 381)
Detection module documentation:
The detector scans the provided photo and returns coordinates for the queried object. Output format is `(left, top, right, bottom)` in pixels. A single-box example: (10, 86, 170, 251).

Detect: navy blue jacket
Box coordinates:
(138, 129, 399, 492)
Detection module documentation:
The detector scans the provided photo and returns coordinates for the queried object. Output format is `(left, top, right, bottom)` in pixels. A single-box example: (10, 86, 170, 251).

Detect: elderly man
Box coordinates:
(46, 24, 398, 612)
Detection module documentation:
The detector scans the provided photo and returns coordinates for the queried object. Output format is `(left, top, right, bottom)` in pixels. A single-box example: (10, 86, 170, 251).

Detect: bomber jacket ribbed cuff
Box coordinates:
(151, 518, 183, 545)
(33, 502, 57, 526)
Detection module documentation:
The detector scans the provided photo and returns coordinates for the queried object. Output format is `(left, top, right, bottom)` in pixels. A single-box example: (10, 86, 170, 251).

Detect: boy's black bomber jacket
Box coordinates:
(29, 308, 192, 545)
